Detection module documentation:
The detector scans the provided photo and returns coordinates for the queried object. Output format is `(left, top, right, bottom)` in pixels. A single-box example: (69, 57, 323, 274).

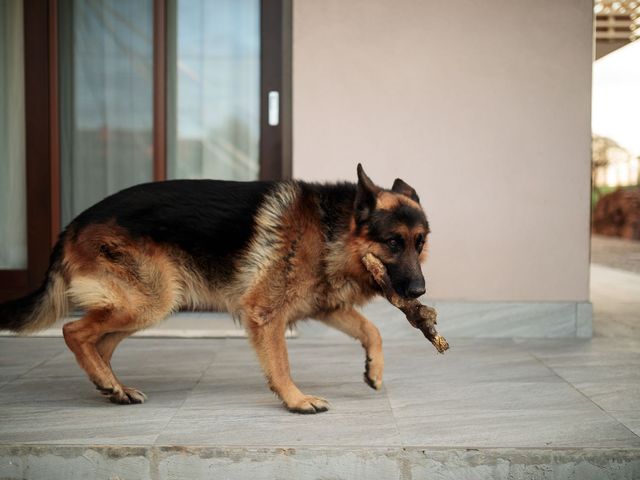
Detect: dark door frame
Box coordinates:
(0, 0, 57, 302)
(260, 0, 292, 181)
(0, 0, 292, 301)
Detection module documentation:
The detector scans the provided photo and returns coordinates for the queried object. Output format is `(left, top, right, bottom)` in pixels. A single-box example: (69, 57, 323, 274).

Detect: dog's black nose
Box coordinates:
(405, 280, 426, 298)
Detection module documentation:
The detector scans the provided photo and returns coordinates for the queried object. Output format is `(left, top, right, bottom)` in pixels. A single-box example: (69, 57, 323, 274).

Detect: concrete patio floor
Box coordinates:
(1, 332, 639, 479)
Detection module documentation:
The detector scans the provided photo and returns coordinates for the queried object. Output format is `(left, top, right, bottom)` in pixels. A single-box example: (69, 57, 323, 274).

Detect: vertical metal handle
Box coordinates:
(268, 91, 280, 126)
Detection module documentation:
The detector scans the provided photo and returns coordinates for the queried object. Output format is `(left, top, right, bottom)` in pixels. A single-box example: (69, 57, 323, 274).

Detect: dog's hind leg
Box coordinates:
(247, 314, 330, 414)
(63, 235, 181, 403)
(319, 308, 384, 390)
(63, 310, 146, 404)
(96, 330, 147, 403)
(97, 331, 133, 366)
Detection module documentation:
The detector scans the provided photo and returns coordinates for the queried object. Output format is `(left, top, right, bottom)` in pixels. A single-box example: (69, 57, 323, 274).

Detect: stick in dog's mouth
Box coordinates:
(361, 253, 449, 354)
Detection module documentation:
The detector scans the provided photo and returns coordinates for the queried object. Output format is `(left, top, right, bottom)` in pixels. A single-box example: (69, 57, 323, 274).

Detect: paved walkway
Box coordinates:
(591, 263, 640, 339)
(1, 334, 639, 478)
(591, 234, 640, 274)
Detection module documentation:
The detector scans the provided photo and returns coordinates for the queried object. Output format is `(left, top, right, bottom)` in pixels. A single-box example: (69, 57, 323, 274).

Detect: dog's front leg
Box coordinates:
(320, 308, 384, 390)
(247, 314, 329, 414)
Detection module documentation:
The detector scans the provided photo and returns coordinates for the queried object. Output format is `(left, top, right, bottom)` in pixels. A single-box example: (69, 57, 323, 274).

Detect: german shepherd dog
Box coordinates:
(0, 165, 429, 413)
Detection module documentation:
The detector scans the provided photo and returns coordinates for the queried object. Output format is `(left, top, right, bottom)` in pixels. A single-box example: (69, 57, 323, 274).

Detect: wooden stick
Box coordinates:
(362, 253, 449, 353)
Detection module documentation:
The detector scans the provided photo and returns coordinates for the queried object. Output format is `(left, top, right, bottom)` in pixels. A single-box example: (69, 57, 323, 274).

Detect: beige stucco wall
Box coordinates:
(292, 0, 593, 302)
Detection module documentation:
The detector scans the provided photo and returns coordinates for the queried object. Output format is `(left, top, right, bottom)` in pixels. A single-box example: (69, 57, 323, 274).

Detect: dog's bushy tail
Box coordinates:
(0, 241, 68, 334)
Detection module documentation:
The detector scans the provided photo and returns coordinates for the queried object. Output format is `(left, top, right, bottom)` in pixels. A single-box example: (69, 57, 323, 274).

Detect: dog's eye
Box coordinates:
(416, 234, 425, 251)
(386, 237, 402, 251)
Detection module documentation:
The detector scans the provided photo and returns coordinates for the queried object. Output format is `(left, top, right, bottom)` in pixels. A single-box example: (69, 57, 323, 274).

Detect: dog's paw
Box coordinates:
(98, 385, 147, 405)
(364, 356, 383, 390)
(121, 386, 147, 404)
(286, 395, 330, 414)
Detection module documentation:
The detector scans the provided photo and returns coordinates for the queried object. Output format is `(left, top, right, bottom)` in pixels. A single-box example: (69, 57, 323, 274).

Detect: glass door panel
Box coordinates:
(59, 0, 154, 227)
(0, 0, 27, 269)
(167, 0, 260, 180)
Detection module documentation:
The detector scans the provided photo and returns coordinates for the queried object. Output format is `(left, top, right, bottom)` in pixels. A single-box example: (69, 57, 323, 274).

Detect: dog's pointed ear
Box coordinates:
(391, 178, 420, 203)
(355, 164, 380, 223)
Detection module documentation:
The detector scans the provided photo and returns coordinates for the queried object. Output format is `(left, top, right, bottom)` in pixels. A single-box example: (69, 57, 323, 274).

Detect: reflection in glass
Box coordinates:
(0, 0, 27, 268)
(59, 0, 154, 227)
(167, 0, 260, 181)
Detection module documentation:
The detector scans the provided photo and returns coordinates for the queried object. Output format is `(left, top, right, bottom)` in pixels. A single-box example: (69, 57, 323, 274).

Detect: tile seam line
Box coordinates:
(529, 351, 640, 441)
(387, 336, 522, 448)
(380, 383, 403, 447)
(3, 443, 640, 452)
(150, 444, 640, 451)
(150, 342, 222, 447)
(0, 347, 68, 388)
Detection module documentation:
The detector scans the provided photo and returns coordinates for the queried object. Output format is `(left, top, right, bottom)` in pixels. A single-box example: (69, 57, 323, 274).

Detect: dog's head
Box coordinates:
(354, 164, 429, 299)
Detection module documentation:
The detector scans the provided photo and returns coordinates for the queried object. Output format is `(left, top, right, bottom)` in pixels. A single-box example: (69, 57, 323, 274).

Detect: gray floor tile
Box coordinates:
(572, 382, 640, 411)
(523, 337, 640, 356)
(0, 375, 201, 409)
(182, 375, 387, 414)
(0, 406, 174, 445)
(0, 367, 37, 388)
(0, 376, 104, 407)
(21, 342, 218, 380)
(395, 409, 640, 448)
(549, 365, 640, 384)
(0, 337, 638, 453)
(385, 380, 600, 413)
(0, 338, 66, 386)
(179, 381, 281, 411)
(17, 351, 86, 379)
(384, 349, 560, 384)
(0, 338, 66, 365)
(609, 411, 640, 437)
(156, 407, 400, 447)
(534, 351, 640, 368)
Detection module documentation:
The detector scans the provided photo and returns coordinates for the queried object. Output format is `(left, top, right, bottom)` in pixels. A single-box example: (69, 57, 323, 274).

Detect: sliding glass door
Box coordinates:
(59, 0, 154, 226)
(58, 0, 264, 226)
(0, 0, 26, 269)
(0, 0, 289, 300)
(167, 0, 260, 181)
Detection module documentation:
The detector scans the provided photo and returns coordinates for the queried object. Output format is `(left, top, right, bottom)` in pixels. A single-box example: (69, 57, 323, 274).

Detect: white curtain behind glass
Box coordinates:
(0, 0, 27, 269)
(59, 0, 154, 227)
(167, 0, 260, 181)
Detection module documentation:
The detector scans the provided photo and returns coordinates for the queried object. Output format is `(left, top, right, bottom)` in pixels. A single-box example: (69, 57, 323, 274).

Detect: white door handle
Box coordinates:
(268, 91, 279, 126)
